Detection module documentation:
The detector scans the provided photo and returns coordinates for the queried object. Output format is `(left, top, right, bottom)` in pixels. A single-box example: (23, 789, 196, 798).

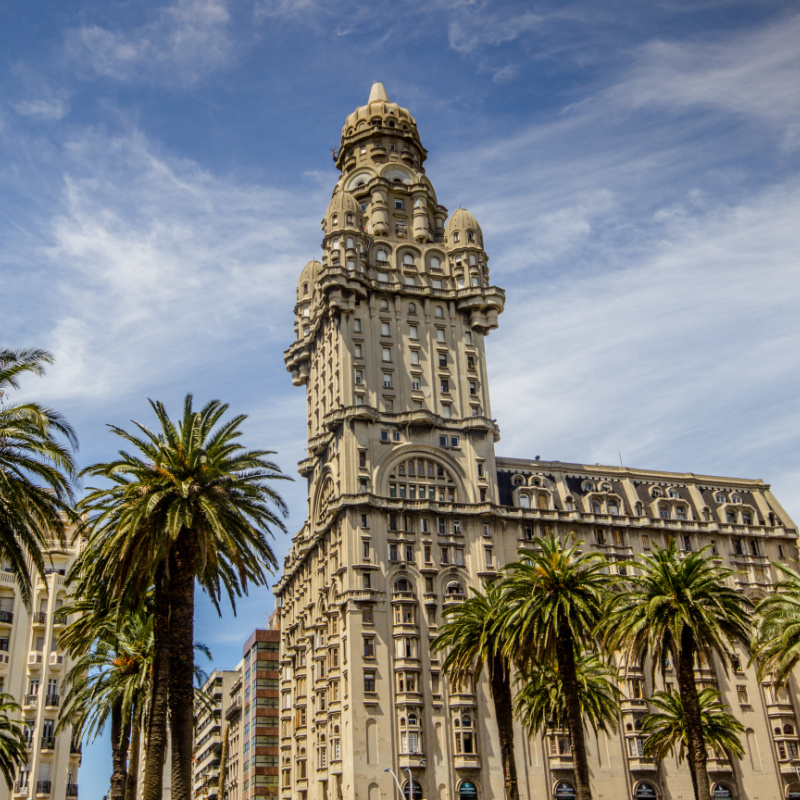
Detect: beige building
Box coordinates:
(1, 532, 82, 800)
(275, 83, 800, 800)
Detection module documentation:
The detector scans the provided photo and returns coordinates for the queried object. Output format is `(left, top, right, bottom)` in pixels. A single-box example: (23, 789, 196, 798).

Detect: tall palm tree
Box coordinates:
(0, 694, 27, 789)
(431, 581, 520, 800)
(0, 347, 77, 604)
(641, 688, 744, 766)
(499, 534, 612, 800)
(74, 395, 289, 800)
(603, 542, 752, 800)
(753, 561, 800, 686)
(514, 650, 622, 742)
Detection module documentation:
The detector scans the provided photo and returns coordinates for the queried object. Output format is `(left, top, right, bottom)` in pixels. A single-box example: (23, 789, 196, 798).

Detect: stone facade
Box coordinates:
(274, 83, 800, 800)
(1, 529, 82, 800)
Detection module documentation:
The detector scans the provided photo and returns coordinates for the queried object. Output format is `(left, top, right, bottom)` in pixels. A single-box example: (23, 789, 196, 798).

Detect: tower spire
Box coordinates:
(368, 81, 388, 103)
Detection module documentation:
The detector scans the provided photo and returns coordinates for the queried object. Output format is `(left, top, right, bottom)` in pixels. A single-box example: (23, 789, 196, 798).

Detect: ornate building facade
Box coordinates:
(275, 83, 799, 800)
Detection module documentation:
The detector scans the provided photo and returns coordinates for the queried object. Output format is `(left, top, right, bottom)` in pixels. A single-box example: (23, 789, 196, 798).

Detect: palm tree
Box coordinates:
(431, 581, 520, 800)
(0, 693, 27, 789)
(603, 542, 752, 800)
(641, 688, 744, 766)
(0, 347, 77, 605)
(753, 561, 800, 687)
(74, 395, 289, 800)
(499, 534, 612, 800)
(514, 650, 622, 743)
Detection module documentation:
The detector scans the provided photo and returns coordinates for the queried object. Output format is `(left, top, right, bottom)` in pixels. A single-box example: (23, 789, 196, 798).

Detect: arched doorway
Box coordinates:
(402, 782, 423, 800)
(634, 784, 658, 800)
(712, 785, 733, 800)
(458, 781, 477, 800)
(554, 782, 576, 800)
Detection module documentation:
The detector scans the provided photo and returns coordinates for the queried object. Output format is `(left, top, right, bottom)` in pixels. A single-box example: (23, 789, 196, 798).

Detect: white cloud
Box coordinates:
(612, 13, 800, 129)
(65, 0, 234, 85)
(447, 10, 543, 54)
(12, 99, 70, 121)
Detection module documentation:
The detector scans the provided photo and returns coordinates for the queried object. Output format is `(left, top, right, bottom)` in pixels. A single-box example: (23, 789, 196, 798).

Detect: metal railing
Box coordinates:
(32, 611, 47, 625)
(0, 610, 13, 624)
(37, 780, 52, 794)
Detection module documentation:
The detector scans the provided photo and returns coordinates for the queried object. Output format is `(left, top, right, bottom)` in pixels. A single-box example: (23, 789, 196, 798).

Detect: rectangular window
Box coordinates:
(411, 380, 421, 391)
(736, 685, 748, 704)
(437, 328, 445, 342)
(451, 436, 459, 447)
(354, 344, 362, 358)
(421, 518, 430, 533)
(382, 347, 391, 362)
(362, 606, 373, 624)
(642, 534, 650, 549)
(381, 430, 389, 442)
(485, 548, 493, 567)
(440, 379, 449, 393)
(477, 461, 485, 478)
(395, 199, 403, 209)
(381, 322, 390, 336)
(405, 545, 414, 562)
(362, 572, 371, 589)
(354, 369, 363, 384)
(364, 672, 375, 692)
(363, 638, 375, 658)
(467, 355, 475, 369)
(393, 431, 401, 441)
(465, 331, 472, 344)
(424, 545, 432, 563)
(440, 548, 449, 565)
(388, 544, 398, 561)
(455, 549, 465, 566)
(442, 404, 451, 419)
(437, 517, 446, 535)
(411, 350, 420, 365)
(383, 374, 392, 388)
(409, 325, 418, 339)
(354, 318, 362, 333)
(361, 514, 369, 528)
(359, 450, 367, 469)
(438, 354, 447, 368)
(469, 381, 477, 395)
(362, 541, 370, 559)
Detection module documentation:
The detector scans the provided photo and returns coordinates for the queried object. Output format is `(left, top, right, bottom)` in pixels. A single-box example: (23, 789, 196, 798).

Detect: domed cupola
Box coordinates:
(444, 208, 483, 250)
(323, 188, 363, 235)
(297, 260, 321, 302)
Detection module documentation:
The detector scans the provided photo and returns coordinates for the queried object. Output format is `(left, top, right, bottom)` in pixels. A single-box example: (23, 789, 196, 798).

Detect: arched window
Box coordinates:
(400, 712, 422, 755)
(389, 457, 458, 502)
(467, 231, 474, 242)
(581, 480, 595, 492)
(634, 785, 657, 800)
(435, 306, 444, 318)
(513, 475, 525, 486)
(345, 213, 354, 225)
(403, 254, 414, 266)
(458, 782, 478, 800)
(445, 581, 464, 597)
(651, 487, 662, 498)
(303, 283, 309, 295)
(668, 488, 680, 498)
(346, 237, 354, 249)
(635, 502, 644, 516)
(377, 248, 388, 262)
(331, 214, 338, 225)
(394, 577, 412, 593)
(408, 302, 417, 314)
(554, 782, 576, 799)
(537, 494, 548, 510)
(453, 232, 459, 242)
(431, 256, 441, 270)
(660, 504, 670, 519)
(380, 299, 389, 310)
(715, 493, 726, 503)
(519, 494, 531, 509)
(785, 723, 795, 735)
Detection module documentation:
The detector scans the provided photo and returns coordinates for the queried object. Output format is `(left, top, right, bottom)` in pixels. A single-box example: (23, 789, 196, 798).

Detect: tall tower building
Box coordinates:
(276, 84, 799, 800)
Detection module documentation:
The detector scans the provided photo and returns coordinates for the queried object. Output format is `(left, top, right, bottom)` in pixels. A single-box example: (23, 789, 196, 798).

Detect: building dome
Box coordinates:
(324, 188, 362, 233)
(297, 260, 321, 300)
(444, 208, 483, 248)
(341, 82, 419, 142)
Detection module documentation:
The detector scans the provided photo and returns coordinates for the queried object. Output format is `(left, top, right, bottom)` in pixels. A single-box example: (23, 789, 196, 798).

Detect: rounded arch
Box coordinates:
(311, 470, 337, 529)
(711, 784, 735, 799)
(377, 444, 468, 499)
(457, 781, 478, 800)
(633, 783, 659, 800)
(553, 781, 576, 799)
(379, 165, 413, 184)
(346, 171, 376, 192)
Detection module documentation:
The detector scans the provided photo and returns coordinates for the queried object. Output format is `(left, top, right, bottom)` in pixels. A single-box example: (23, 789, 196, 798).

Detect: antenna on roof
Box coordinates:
(619, 451, 625, 468)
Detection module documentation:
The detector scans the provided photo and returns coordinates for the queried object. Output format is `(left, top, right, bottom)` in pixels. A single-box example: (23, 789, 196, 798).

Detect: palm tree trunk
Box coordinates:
(168, 529, 198, 800)
(218, 721, 229, 800)
(124, 702, 143, 800)
(142, 565, 171, 800)
(109, 698, 126, 800)
(676, 634, 711, 800)
(556, 623, 592, 800)
(489, 651, 520, 800)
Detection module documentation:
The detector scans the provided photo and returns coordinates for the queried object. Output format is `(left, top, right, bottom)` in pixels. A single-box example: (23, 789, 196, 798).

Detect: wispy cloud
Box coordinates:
(11, 99, 70, 121)
(65, 0, 235, 85)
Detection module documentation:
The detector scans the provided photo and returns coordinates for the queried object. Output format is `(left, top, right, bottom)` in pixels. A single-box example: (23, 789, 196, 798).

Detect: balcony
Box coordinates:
(32, 611, 47, 625)
(36, 780, 52, 794)
(70, 741, 82, 755)
(66, 785, 79, 798)
(40, 736, 55, 750)
(453, 753, 480, 770)
(54, 613, 69, 627)
(49, 652, 64, 667)
(45, 694, 59, 708)
(0, 610, 13, 624)
(28, 652, 43, 666)
(13, 780, 29, 795)
(23, 694, 39, 707)
(225, 696, 242, 721)
(627, 756, 657, 771)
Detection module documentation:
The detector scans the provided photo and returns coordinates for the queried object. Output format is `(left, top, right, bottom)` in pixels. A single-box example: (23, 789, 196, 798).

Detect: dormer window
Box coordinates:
(346, 213, 354, 225)
(303, 283, 309, 295)
(715, 493, 726, 503)
(467, 231, 474, 242)
(331, 214, 338, 225)
(453, 233, 459, 242)
(668, 488, 680, 499)
(395, 199, 403, 209)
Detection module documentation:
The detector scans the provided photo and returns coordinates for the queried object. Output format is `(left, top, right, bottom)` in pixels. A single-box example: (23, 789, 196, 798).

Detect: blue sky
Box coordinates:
(2, 0, 799, 794)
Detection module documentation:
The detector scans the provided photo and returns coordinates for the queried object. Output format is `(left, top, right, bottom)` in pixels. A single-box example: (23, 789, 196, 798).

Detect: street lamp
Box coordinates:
(404, 757, 426, 800)
(385, 768, 404, 799)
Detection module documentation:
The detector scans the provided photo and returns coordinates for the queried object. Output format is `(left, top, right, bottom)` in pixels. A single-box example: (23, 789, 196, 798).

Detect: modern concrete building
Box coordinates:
(274, 83, 800, 800)
(1, 531, 82, 800)
(216, 629, 280, 800)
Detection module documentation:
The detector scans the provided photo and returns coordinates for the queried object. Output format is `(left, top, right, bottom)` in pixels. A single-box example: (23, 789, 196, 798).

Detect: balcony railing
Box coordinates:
(70, 741, 82, 755)
(40, 736, 55, 750)
(13, 779, 29, 794)
(45, 694, 59, 708)
(37, 780, 52, 794)
(66, 784, 79, 798)
(0, 610, 13, 624)
(32, 611, 47, 625)
(28, 652, 43, 665)
(49, 652, 64, 666)
(24, 694, 39, 706)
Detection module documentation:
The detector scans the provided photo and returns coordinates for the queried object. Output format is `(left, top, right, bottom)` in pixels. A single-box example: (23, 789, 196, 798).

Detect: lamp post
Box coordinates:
(404, 757, 426, 800)
(385, 768, 404, 799)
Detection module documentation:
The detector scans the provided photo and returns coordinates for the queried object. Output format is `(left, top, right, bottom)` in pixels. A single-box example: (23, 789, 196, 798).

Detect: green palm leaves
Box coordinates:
(0, 694, 27, 789)
(640, 688, 744, 765)
(70, 394, 290, 800)
(753, 562, 800, 686)
(0, 347, 77, 605)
